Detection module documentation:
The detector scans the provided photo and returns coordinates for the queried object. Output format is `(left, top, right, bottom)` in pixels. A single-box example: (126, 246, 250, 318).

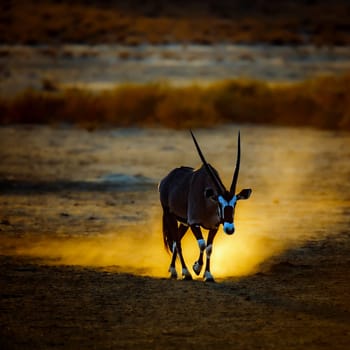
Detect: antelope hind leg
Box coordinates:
(168, 243, 178, 279)
(176, 240, 192, 280)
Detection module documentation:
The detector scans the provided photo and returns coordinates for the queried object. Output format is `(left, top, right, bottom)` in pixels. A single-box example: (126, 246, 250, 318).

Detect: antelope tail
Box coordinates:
(161, 207, 176, 254)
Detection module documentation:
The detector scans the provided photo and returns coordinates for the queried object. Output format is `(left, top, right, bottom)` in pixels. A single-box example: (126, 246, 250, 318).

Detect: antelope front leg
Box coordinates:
(190, 224, 206, 276)
(203, 229, 218, 282)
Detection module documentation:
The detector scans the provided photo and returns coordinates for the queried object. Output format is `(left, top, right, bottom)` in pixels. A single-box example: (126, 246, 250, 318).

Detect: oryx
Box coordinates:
(158, 130, 252, 282)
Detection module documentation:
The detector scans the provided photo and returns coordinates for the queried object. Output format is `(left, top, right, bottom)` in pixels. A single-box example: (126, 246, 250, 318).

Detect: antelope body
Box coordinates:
(159, 131, 252, 282)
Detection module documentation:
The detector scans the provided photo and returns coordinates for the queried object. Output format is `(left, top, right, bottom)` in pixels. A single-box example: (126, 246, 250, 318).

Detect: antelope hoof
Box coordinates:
(205, 277, 215, 283)
(182, 268, 192, 281)
(183, 275, 193, 281)
(168, 267, 178, 279)
(193, 261, 203, 276)
(204, 271, 215, 283)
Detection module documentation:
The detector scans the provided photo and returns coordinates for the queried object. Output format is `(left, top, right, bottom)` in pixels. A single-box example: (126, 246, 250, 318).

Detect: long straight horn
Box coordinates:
(230, 131, 241, 195)
(190, 130, 224, 195)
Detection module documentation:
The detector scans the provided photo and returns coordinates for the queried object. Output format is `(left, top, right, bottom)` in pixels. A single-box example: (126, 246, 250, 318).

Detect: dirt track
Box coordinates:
(1, 125, 349, 349)
(1, 232, 350, 349)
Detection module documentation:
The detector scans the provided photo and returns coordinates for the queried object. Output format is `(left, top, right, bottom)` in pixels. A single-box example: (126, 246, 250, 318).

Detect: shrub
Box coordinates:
(1, 74, 350, 131)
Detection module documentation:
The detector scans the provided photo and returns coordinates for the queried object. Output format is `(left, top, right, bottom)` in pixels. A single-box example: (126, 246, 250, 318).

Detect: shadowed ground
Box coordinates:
(1, 232, 350, 349)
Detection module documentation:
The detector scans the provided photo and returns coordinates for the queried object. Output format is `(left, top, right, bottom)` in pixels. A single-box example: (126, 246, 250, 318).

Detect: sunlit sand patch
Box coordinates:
(0, 185, 345, 280)
(0, 210, 290, 279)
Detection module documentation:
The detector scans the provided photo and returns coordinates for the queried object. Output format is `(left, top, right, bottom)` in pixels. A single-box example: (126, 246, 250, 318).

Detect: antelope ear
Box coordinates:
(237, 188, 252, 200)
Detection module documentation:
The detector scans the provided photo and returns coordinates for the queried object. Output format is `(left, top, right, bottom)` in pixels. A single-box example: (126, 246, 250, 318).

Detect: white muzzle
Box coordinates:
(223, 222, 235, 235)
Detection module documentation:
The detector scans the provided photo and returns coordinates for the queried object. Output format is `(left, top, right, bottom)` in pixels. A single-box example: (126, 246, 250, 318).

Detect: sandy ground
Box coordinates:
(1, 236, 350, 350)
(0, 125, 349, 349)
(2, 44, 350, 96)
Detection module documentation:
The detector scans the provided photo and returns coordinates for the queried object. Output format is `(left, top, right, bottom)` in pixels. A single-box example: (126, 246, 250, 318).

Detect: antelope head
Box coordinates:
(190, 130, 252, 235)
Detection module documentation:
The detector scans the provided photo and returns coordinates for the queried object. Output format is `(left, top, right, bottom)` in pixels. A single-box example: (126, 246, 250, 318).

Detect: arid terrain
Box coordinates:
(1, 1, 350, 348)
(2, 44, 350, 97)
(0, 125, 349, 349)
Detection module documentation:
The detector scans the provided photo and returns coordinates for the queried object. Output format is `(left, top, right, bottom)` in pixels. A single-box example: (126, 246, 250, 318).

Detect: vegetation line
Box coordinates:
(2, 0, 350, 46)
(1, 74, 349, 131)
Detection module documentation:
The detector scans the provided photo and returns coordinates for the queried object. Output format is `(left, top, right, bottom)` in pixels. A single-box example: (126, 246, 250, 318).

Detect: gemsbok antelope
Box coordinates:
(159, 130, 252, 282)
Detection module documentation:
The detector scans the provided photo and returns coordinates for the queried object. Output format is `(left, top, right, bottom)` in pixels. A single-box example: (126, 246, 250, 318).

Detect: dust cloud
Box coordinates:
(9, 215, 171, 277)
(2, 207, 289, 279)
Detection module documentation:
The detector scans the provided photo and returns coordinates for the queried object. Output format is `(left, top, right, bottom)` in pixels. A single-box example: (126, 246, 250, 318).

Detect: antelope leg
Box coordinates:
(168, 223, 189, 279)
(168, 243, 178, 279)
(175, 224, 192, 280)
(203, 229, 218, 282)
(175, 239, 192, 280)
(190, 224, 206, 275)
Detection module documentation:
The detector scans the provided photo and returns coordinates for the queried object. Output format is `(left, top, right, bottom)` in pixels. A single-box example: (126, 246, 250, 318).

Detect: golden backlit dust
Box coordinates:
(0, 207, 289, 279)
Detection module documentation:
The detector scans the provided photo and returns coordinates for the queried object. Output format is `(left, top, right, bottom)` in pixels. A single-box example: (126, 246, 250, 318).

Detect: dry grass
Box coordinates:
(1, 74, 350, 131)
(1, 1, 350, 46)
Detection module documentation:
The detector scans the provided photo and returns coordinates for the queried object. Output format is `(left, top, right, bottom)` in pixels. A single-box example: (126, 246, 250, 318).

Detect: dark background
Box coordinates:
(1, 0, 350, 45)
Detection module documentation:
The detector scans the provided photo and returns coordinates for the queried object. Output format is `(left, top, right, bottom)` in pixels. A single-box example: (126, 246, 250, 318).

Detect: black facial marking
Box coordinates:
(223, 205, 234, 223)
(223, 191, 232, 201)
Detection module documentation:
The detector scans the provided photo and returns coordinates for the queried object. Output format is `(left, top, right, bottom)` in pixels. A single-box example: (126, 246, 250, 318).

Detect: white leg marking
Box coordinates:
(193, 261, 203, 275)
(168, 266, 177, 279)
(172, 241, 177, 253)
(206, 244, 213, 258)
(197, 239, 206, 251)
(182, 267, 192, 280)
(204, 270, 214, 282)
